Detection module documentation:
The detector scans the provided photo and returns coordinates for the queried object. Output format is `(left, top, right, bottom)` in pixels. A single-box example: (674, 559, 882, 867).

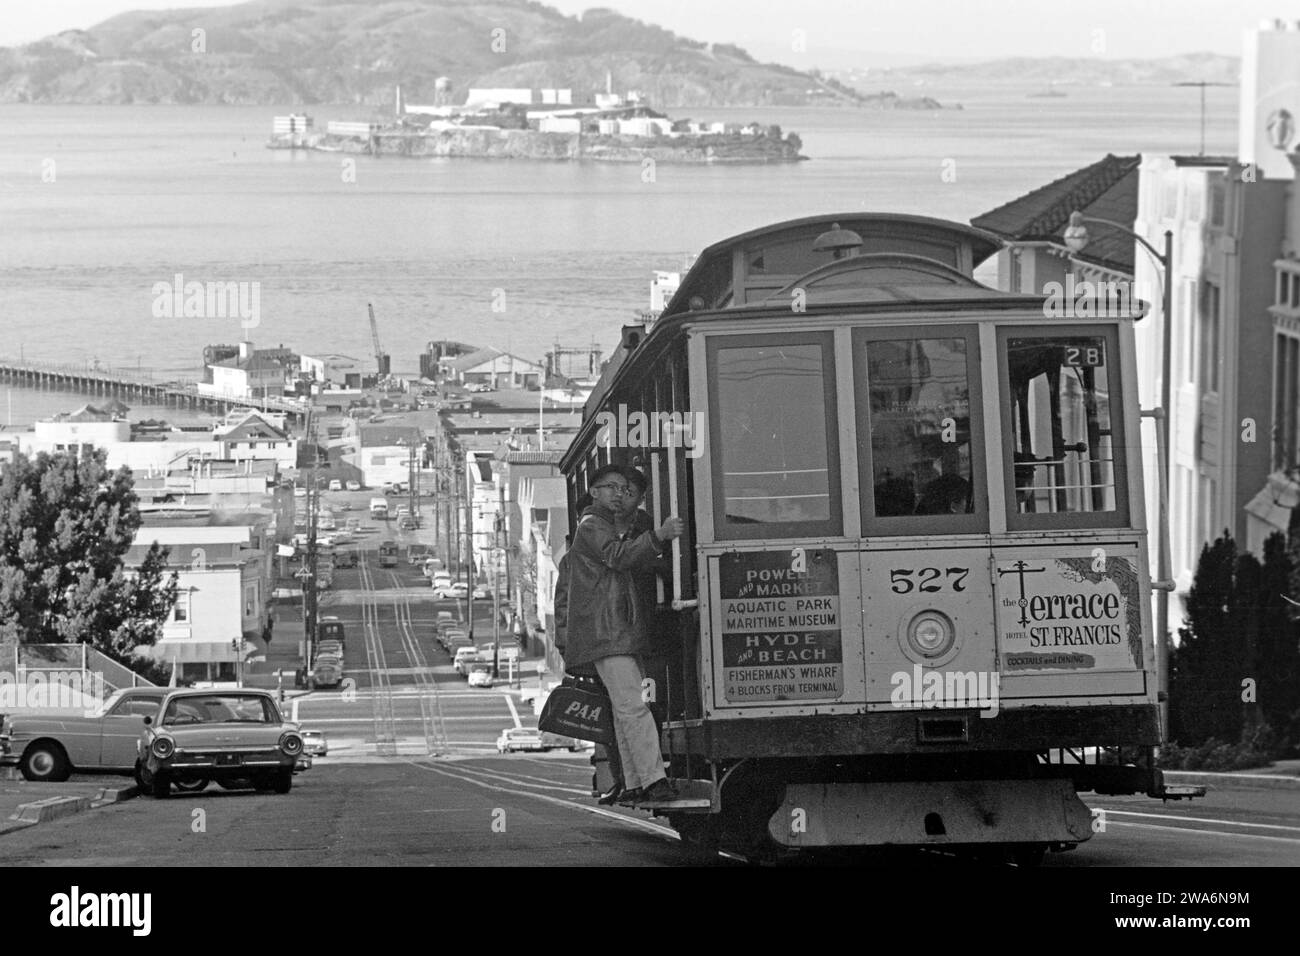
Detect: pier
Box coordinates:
(0, 358, 310, 423)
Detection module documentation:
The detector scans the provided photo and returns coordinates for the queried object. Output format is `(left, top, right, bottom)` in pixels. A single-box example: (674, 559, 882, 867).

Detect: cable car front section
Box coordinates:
(562, 214, 1197, 863)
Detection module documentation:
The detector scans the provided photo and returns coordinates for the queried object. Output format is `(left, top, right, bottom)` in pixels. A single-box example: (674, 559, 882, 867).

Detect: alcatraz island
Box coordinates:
(269, 82, 807, 164)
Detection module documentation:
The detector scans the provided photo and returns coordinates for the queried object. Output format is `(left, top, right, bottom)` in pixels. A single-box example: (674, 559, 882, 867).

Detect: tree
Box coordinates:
(1170, 529, 1300, 756)
(0, 450, 177, 674)
(1169, 531, 1240, 745)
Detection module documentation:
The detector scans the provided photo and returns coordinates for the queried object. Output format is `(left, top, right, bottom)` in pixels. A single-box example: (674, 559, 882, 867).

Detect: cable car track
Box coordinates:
(357, 551, 399, 756)
(388, 569, 449, 755)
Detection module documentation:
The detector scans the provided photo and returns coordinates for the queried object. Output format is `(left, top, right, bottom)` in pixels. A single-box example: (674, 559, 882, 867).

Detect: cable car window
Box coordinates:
(869, 338, 971, 515)
(1001, 330, 1128, 528)
(706, 332, 841, 539)
(853, 326, 986, 535)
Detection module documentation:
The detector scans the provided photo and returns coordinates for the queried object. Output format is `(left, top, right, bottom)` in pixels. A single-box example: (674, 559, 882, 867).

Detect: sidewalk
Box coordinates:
(1163, 758, 1300, 792)
(0, 771, 136, 836)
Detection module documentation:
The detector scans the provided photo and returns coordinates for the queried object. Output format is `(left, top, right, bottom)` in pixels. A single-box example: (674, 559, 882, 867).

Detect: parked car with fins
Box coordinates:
(0, 687, 171, 781)
(135, 689, 306, 797)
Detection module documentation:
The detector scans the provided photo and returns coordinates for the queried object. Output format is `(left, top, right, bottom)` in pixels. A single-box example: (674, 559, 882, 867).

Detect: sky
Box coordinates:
(2, 0, 1300, 61)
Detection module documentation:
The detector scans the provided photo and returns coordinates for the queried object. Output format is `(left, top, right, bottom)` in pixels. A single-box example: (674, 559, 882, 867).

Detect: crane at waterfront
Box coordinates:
(367, 303, 391, 377)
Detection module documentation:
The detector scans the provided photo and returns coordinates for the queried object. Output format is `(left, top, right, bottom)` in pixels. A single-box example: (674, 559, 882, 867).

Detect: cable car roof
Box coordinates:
(661, 213, 1005, 318)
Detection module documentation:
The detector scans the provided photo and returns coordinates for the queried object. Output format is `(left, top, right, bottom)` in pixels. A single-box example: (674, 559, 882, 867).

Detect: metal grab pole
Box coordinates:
(663, 423, 697, 612)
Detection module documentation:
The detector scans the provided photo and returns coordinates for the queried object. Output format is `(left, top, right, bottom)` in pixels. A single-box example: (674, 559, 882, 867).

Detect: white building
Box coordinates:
(538, 115, 582, 134)
(16, 404, 297, 474)
(299, 353, 362, 387)
(1238, 19, 1300, 181)
(126, 524, 271, 683)
(465, 452, 505, 580)
(515, 472, 568, 665)
(213, 411, 298, 469)
(358, 424, 423, 490)
(464, 88, 534, 109)
(445, 347, 544, 390)
(272, 114, 312, 133)
(201, 343, 288, 400)
(31, 404, 130, 454)
(616, 116, 672, 138)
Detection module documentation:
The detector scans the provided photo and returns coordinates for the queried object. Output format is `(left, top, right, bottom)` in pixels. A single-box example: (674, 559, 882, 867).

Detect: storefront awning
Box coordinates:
(139, 640, 246, 664)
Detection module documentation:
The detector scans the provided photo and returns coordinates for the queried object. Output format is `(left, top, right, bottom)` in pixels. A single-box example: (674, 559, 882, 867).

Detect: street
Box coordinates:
(1, 758, 1297, 867)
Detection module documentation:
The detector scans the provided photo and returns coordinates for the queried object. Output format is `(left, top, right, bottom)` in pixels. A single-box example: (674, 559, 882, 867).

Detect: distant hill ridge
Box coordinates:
(833, 52, 1239, 87)
(0, 0, 874, 107)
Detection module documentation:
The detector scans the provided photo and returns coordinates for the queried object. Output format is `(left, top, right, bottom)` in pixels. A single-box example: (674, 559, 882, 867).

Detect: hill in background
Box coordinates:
(0, 0, 867, 107)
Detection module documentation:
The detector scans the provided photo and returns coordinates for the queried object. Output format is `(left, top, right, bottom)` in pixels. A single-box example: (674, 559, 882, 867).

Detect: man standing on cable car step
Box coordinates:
(566, 463, 684, 806)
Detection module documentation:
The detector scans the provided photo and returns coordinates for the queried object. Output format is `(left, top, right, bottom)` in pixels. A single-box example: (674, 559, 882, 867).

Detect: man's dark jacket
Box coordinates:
(563, 501, 664, 668)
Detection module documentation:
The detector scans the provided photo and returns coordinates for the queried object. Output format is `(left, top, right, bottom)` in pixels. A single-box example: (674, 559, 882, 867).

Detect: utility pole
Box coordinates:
(303, 412, 320, 683)
(465, 479, 474, 644)
(1174, 80, 1231, 156)
(432, 431, 440, 545)
(407, 435, 417, 523)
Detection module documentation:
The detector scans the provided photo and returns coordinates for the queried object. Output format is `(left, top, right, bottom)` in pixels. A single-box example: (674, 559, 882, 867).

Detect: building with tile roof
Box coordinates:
(972, 154, 1142, 295)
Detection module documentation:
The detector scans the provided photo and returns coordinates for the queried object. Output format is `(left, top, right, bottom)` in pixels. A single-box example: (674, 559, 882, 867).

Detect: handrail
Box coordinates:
(662, 423, 698, 612)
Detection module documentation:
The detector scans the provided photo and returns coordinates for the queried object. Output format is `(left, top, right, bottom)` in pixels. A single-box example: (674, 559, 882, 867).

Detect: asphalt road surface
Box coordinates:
(2, 758, 1296, 867)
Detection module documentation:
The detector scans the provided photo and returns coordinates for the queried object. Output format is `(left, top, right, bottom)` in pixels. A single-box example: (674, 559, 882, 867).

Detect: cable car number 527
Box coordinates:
(889, 568, 970, 593)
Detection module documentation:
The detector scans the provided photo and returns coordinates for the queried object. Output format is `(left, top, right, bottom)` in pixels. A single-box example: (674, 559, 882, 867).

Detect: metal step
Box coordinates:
(637, 778, 714, 811)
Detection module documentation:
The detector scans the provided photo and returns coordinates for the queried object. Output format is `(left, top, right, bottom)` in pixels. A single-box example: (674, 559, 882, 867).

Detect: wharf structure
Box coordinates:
(0, 357, 310, 423)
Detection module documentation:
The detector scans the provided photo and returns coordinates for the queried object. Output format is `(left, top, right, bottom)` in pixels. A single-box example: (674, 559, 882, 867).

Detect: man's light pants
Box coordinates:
(594, 655, 664, 791)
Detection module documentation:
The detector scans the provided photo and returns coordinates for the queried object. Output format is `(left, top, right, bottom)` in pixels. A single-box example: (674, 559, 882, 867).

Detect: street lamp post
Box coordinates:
(1063, 210, 1176, 742)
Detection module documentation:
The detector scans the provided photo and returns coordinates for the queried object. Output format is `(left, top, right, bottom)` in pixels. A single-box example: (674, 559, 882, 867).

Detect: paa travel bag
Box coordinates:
(538, 673, 615, 745)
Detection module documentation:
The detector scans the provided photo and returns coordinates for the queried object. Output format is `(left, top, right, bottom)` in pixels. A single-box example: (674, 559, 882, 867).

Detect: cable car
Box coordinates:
(560, 213, 1196, 863)
(378, 540, 399, 568)
(318, 617, 346, 649)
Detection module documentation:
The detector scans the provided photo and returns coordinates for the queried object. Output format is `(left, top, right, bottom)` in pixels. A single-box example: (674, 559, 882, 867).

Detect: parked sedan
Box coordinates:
(433, 582, 468, 599)
(0, 687, 171, 781)
(346, 481, 362, 492)
(467, 665, 493, 688)
(495, 727, 585, 753)
(135, 689, 305, 797)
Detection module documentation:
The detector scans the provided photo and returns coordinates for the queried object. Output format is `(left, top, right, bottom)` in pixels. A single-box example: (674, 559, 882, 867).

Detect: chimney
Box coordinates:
(239, 341, 253, 360)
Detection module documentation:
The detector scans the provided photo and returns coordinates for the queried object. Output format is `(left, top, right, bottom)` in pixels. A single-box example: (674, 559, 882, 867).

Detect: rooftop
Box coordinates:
(359, 424, 423, 448)
(133, 526, 255, 546)
(445, 347, 543, 373)
(971, 153, 1142, 273)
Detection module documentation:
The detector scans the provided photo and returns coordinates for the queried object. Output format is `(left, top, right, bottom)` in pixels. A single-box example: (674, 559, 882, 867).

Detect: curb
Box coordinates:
(1163, 770, 1300, 791)
(10, 794, 92, 824)
(1, 783, 139, 837)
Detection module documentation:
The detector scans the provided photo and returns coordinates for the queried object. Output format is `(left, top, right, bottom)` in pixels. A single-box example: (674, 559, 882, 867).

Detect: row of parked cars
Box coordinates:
(427, 562, 490, 599)
(0, 686, 320, 797)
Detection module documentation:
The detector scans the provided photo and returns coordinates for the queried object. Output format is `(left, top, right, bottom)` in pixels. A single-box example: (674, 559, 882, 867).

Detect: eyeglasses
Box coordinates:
(592, 483, 630, 496)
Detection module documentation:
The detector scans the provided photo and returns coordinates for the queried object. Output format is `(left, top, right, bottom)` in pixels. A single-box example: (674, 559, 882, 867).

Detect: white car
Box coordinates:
(452, 647, 481, 674)
(495, 728, 585, 753)
(328, 480, 343, 491)
(434, 582, 468, 599)
(346, 481, 362, 492)
(467, 665, 493, 688)
(294, 486, 308, 498)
